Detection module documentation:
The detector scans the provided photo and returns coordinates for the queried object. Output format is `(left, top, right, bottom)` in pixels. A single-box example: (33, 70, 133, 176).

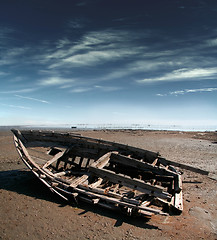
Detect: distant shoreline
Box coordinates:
(0, 124, 216, 133)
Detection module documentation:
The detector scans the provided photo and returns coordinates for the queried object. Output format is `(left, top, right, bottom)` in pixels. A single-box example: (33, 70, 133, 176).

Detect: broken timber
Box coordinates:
(11, 128, 207, 217)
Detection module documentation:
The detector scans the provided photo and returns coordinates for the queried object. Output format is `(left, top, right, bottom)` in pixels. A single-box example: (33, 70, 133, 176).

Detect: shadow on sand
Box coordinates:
(0, 169, 159, 230)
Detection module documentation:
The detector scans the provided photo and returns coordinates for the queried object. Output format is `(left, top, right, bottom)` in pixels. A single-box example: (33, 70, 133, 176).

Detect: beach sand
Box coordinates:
(0, 129, 216, 240)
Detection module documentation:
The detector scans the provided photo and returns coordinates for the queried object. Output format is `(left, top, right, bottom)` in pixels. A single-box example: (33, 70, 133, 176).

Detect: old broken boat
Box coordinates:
(12, 129, 184, 217)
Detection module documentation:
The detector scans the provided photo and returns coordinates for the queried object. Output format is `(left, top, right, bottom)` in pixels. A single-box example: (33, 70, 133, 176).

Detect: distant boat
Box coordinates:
(11, 129, 207, 217)
(71, 126, 77, 129)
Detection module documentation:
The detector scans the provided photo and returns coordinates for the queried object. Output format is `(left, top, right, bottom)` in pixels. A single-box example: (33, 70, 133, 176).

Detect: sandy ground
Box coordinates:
(0, 129, 216, 240)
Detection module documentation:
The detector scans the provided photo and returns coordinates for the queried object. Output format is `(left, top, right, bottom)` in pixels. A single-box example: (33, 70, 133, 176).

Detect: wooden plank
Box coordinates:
(159, 157, 209, 175)
(14, 137, 59, 183)
(113, 183, 119, 193)
(88, 178, 103, 188)
(69, 174, 90, 188)
(20, 129, 158, 160)
(174, 174, 182, 193)
(17, 138, 42, 170)
(78, 184, 141, 205)
(42, 151, 65, 169)
(138, 209, 154, 216)
(90, 151, 115, 169)
(110, 153, 178, 177)
(174, 191, 183, 212)
(89, 167, 171, 199)
(85, 158, 91, 168)
(152, 158, 159, 166)
(69, 186, 163, 214)
(78, 196, 121, 212)
(54, 182, 161, 216)
(155, 175, 174, 182)
(11, 129, 27, 143)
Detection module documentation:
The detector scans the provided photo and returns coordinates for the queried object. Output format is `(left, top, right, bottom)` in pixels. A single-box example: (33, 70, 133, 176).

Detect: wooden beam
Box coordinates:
(90, 151, 115, 169)
(89, 166, 171, 200)
(110, 153, 178, 177)
(69, 174, 90, 188)
(78, 184, 141, 205)
(42, 151, 65, 169)
(11, 129, 27, 143)
(72, 186, 164, 215)
(152, 158, 159, 166)
(159, 157, 209, 175)
(19, 129, 158, 160)
(88, 178, 103, 188)
(174, 191, 183, 212)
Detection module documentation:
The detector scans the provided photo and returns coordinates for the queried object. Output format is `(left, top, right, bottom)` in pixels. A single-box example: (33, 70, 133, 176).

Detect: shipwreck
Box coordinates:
(11, 129, 209, 217)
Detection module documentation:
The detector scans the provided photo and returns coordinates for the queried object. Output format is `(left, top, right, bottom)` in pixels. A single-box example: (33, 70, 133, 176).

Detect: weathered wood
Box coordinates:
(21, 130, 158, 160)
(88, 178, 103, 188)
(174, 191, 183, 212)
(69, 174, 90, 188)
(78, 184, 141, 205)
(92, 198, 100, 204)
(159, 157, 209, 175)
(11, 129, 27, 143)
(12, 129, 184, 216)
(90, 151, 116, 169)
(138, 209, 154, 216)
(53, 170, 71, 177)
(42, 151, 65, 169)
(154, 175, 174, 182)
(89, 166, 171, 199)
(17, 138, 42, 170)
(110, 153, 178, 177)
(72, 186, 164, 214)
(152, 158, 159, 166)
(14, 136, 59, 182)
(113, 183, 119, 193)
(78, 195, 123, 212)
(141, 199, 152, 207)
(174, 174, 182, 193)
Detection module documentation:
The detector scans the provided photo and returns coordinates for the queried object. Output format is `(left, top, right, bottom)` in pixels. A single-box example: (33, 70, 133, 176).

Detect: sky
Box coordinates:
(1, 0, 217, 129)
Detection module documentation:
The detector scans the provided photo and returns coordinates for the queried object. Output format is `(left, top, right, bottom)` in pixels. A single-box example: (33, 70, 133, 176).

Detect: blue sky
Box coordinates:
(1, 0, 217, 128)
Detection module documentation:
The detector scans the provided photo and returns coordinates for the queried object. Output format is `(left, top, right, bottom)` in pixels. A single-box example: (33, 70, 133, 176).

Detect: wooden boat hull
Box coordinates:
(11, 129, 185, 217)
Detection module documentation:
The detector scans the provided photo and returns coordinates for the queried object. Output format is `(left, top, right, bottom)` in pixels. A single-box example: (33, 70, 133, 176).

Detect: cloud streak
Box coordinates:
(15, 94, 50, 104)
(42, 29, 147, 70)
(1, 103, 31, 110)
(38, 77, 75, 86)
(70, 87, 92, 93)
(157, 87, 217, 97)
(137, 68, 217, 83)
(0, 88, 37, 94)
(70, 85, 122, 93)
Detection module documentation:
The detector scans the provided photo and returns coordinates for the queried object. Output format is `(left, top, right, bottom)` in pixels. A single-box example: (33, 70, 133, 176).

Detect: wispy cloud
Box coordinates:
(0, 71, 8, 76)
(43, 30, 146, 69)
(157, 87, 217, 97)
(67, 19, 85, 29)
(205, 38, 217, 47)
(1, 103, 31, 110)
(0, 27, 15, 42)
(15, 94, 50, 104)
(38, 77, 75, 86)
(137, 68, 217, 83)
(94, 85, 122, 91)
(56, 38, 71, 49)
(70, 87, 92, 93)
(70, 85, 122, 93)
(0, 47, 30, 66)
(0, 88, 37, 94)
